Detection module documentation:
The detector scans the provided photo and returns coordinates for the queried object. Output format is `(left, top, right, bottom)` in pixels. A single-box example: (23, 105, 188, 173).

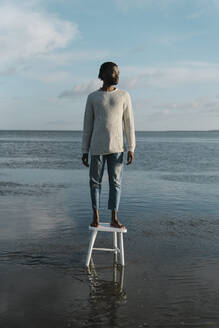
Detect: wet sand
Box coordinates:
(0, 168, 219, 327)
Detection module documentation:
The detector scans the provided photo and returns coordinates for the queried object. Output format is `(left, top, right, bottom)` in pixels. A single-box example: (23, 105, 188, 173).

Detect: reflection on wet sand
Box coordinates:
(85, 256, 127, 326)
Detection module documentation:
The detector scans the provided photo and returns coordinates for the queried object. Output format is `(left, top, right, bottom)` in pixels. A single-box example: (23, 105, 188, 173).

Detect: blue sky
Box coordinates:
(1, 0, 219, 131)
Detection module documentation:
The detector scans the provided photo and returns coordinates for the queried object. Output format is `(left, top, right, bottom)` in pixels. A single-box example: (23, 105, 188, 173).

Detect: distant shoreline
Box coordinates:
(0, 129, 219, 133)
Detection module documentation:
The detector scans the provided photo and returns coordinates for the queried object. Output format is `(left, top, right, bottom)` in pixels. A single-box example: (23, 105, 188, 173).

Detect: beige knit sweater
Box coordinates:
(81, 88, 136, 155)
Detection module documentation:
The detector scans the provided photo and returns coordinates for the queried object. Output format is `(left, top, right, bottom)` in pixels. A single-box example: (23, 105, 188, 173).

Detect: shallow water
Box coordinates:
(0, 131, 219, 327)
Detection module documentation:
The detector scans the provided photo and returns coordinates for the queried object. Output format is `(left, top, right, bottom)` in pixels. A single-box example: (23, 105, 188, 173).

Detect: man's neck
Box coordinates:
(100, 84, 117, 92)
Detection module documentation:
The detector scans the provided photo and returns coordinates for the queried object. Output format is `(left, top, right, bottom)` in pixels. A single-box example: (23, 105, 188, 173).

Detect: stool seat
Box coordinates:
(85, 222, 127, 267)
(89, 222, 127, 233)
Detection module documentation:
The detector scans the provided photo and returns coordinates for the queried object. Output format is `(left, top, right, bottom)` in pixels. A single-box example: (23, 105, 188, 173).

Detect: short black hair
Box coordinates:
(98, 62, 118, 80)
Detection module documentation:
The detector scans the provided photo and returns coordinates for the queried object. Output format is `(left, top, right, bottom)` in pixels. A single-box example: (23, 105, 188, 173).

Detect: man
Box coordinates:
(81, 62, 136, 229)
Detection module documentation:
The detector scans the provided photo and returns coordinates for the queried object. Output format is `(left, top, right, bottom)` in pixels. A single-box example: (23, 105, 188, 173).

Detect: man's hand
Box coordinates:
(126, 151, 134, 165)
(82, 153, 89, 167)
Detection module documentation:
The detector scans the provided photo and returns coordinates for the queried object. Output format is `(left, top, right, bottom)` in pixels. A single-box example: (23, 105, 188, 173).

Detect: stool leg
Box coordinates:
(119, 232, 125, 266)
(113, 232, 118, 263)
(85, 230, 97, 267)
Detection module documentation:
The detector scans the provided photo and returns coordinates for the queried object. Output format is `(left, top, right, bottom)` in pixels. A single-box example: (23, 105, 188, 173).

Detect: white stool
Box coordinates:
(85, 222, 127, 267)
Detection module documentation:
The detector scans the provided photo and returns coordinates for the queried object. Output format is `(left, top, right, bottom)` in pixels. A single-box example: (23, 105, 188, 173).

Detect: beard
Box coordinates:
(108, 77, 119, 85)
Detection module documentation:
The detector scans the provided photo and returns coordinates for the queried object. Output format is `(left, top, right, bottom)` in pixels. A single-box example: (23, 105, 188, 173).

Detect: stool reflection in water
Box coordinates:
(85, 222, 127, 267)
(87, 256, 127, 306)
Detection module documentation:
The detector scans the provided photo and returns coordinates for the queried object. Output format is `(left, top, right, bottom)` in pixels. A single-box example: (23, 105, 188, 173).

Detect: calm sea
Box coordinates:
(0, 130, 219, 171)
(0, 130, 219, 328)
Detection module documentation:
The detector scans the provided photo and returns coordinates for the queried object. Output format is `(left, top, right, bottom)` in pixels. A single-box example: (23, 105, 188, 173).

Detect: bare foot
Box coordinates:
(90, 221, 99, 228)
(110, 220, 126, 229)
(90, 208, 99, 227)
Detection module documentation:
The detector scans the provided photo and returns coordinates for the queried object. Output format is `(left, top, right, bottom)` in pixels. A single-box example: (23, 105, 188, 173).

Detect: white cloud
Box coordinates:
(114, 0, 219, 12)
(59, 79, 102, 98)
(24, 70, 73, 84)
(120, 62, 219, 89)
(156, 31, 205, 46)
(153, 97, 219, 114)
(58, 61, 219, 100)
(114, 0, 149, 10)
(36, 49, 111, 65)
(133, 94, 219, 130)
(134, 95, 219, 116)
(114, 0, 176, 12)
(0, 3, 79, 73)
(186, 9, 205, 19)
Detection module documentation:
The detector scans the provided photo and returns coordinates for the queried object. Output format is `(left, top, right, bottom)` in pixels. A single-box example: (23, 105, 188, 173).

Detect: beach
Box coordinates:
(0, 131, 219, 327)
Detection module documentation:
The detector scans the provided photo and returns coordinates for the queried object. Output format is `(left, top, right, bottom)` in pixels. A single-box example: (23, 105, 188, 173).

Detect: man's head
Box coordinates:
(98, 62, 119, 85)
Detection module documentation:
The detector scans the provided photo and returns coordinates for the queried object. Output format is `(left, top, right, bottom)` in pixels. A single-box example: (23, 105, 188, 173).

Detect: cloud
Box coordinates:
(58, 80, 102, 98)
(36, 50, 111, 66)
(0, 63, 31, 77)
(133, 94, 219, 130)
(114, 0, 150, 10)
(0, 3, 79, 73)
(156, 31, 205, 46)
(114, 0, 219, 13)
(24, 71, 73, 84)
(58, 61, 219, 101)
(186, 9, 205, 19)
(194, 97, 219, 114)
(120, 62, 219, 89)
(134, 95, 219, 117)
(113, 0, 176, 11)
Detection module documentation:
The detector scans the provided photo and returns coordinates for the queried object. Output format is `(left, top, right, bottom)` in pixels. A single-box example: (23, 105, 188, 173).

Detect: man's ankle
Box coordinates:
(92, 208, 99, 217)
(111, 210, 118, 221)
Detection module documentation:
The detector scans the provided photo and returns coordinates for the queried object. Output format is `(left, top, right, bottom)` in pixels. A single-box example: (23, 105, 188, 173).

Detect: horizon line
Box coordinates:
(0, 129, 218, 132)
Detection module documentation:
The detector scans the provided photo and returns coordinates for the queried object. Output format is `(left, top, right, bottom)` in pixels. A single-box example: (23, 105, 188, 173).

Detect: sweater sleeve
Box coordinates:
(123, 92, 136, 152)
(81, 95, 94, 154)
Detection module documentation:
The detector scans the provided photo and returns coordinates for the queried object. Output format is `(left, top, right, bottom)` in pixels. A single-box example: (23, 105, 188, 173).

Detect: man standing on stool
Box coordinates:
(81, 62, 136, 229)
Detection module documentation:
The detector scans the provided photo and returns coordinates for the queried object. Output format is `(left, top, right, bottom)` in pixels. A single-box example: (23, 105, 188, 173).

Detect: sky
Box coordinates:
(1, 0, 219, 131)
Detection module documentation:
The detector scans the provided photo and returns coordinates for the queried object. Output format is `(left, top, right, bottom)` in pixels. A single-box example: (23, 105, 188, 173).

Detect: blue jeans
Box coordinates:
(89, 152, 124, 211)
